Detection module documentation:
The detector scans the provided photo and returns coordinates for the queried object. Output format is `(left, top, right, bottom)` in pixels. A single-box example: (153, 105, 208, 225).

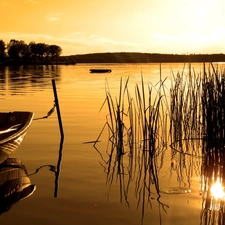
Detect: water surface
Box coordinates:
(0, 63, 208, 225)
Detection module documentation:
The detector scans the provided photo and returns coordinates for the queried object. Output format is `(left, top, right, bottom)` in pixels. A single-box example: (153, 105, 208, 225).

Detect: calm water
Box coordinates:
(0, 63, 210, 225)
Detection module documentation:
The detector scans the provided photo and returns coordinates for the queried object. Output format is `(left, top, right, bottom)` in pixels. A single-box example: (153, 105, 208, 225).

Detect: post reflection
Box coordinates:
(28, 135, 64, 198)
(0, 158, 36, 214)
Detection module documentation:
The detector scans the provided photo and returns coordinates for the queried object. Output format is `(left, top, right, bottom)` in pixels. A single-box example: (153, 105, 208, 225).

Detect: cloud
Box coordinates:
(47, 12, 64, 22)
(0, 32, 54, 42)
(48, 17, 59, 22)
(1, 31, 225, 56)
(28, 0, 41, 4)
(141, 30, 225, 54)
(0, 31, 142, 55)
(60, 32, 144, 54)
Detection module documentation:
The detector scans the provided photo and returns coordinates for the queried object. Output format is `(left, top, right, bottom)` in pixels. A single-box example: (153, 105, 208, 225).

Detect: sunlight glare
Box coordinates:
(210, 178, 225, 200)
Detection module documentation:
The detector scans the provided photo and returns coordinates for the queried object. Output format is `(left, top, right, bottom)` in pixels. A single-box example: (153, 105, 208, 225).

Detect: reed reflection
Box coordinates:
(0, 158, 36, 215)
(200, 64, 225, 225)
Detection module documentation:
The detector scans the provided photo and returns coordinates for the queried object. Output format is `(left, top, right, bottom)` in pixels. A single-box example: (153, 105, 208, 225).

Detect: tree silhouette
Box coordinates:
(7, 39, 29, 64)
(0, 40, 6, 62)
(0, 39, 64, 65)
(47, 45, 62, 64)
(29, 42, 49, 64)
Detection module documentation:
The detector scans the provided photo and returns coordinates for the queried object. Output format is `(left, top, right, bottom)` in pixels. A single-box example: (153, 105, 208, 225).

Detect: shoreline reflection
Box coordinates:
(0, 65, 61, 95)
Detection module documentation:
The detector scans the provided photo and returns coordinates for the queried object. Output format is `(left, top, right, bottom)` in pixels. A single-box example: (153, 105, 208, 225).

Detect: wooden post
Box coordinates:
(52, 79, 64, 139)
(52, 79, 64, 198)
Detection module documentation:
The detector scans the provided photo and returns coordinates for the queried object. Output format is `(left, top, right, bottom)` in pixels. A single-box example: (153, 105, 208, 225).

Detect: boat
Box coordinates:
(0, 111, 34, 164)
(90, 69, 112, 73)
(0, 158, 36, 214)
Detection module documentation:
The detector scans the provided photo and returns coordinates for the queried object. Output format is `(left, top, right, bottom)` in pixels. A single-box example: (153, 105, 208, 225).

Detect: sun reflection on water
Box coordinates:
(210, 178, 225, 201)
(201, 174, 225, 224)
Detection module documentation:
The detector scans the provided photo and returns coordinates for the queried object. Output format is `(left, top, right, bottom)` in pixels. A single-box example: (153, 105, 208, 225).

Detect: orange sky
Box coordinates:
(1, 0, 225, 55)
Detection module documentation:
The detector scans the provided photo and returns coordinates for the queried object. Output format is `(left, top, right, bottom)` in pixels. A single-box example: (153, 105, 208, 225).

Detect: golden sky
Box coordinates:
(1, 0, 225, 55)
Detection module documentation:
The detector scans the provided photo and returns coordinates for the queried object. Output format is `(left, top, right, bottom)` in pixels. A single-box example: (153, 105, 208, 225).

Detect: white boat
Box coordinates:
(0, 112, 34, 164)
(0, 158, 36, 214)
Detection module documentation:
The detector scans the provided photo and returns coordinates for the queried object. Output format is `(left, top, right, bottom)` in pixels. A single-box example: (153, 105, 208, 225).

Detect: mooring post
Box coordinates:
(52, 79, 64, 198)
(52, 79, 64, 139)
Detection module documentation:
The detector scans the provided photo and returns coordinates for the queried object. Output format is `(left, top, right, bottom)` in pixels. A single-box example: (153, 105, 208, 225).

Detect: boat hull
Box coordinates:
(0, 112, 34, 164)
(90, 69, 112, 73)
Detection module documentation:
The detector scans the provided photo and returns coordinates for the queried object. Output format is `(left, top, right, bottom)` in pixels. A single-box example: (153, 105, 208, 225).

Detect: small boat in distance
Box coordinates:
(90, 69, 112, 73)
(0, 111, 34, 164)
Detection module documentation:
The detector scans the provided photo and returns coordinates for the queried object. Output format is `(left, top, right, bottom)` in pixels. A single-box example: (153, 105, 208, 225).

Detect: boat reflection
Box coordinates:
(0, 158, 36, 214)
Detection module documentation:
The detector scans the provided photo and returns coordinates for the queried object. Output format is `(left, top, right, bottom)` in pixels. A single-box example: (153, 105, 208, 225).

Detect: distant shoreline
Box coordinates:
(1, 52, 225, 66)
(61, 52, 225, 64)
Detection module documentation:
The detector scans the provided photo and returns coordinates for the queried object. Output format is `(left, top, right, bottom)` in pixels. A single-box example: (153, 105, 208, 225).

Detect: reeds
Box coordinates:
(94, 70, 170, 224)
(133, 75, 169, 223)
(201, 64, 225, 225)
(94, 62, 225, 225)
(94, 77, 131, 205)
(170, 64, 203, 186)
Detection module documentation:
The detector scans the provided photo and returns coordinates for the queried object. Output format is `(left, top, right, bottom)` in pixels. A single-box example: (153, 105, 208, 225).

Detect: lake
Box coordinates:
(0, 63, 214, 225)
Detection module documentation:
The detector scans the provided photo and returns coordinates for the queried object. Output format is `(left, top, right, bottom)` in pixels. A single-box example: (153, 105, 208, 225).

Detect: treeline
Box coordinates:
(2, 41, 225, 65)
(66, 52, 225, 63)
(0, 39, 63, 65)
